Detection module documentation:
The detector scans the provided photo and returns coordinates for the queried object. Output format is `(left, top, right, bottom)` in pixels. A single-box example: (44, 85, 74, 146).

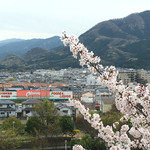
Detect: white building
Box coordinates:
(86, 74, 97, 85)
(81, 92, 94, 103)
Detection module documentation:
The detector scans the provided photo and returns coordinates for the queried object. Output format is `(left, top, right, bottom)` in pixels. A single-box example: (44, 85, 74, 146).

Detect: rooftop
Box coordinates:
(0, 100, 15, 104)
(101, 97, 115, 104)
(22, 99, 42, 104)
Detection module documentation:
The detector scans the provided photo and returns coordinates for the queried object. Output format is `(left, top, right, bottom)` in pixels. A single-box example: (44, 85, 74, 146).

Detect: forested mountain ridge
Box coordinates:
(79, 10, 150, 69)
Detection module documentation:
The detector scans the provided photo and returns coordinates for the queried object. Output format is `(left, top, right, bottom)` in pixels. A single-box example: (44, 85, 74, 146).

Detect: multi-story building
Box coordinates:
(117, 68, 150, 85)
(137, 69, 150, 84)
(118, 69, 137, 85)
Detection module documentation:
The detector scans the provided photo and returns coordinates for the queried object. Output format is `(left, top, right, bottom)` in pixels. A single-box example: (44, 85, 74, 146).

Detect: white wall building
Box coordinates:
(81, 92, 94, 103)
(86, 74, 97, 85)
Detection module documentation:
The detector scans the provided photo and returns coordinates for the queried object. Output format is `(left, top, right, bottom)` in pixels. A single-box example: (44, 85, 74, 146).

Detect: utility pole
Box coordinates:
(13, 121, 15, 129)
(65, 140, 67, 150)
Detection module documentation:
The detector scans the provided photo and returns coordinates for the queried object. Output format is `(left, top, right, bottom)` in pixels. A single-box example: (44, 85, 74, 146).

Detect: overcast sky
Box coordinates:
(0, 0, 150, 41)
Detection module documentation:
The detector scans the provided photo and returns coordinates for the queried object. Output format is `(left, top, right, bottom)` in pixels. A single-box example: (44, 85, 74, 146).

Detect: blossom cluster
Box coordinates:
(61, 31, 101, 74)
(72, 145, 85, 150)
(70, 99, 133, 150)
(61, 32, 150, 150)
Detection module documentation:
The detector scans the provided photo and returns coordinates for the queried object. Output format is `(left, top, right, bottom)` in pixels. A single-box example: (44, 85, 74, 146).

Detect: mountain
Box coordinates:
(79, 10, 150, 69)
(0, 47, 79, 71)
(0, 39, 24, 47)
(1, 10, 150, 70)
(0, 36, 63, 58)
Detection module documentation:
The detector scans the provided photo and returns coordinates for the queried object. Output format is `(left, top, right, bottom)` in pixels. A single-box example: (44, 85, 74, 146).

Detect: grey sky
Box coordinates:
(0, 0, 150, 40)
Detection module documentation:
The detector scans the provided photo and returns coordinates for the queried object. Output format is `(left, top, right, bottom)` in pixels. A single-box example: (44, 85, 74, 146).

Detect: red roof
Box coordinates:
(0, 82, 68, 88)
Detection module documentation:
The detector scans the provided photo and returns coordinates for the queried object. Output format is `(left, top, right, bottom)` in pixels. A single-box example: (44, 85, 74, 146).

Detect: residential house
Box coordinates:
(55, 102, 75, 117)
(80, 92, 95, 110)
(81, 92, 94, 103)
(101, 96, 115, 113)
(0, 100, 16, 118)
(22, 99, 42, 117)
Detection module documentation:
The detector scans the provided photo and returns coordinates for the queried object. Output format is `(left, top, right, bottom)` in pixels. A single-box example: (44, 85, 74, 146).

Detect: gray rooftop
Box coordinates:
(0, 100, 15, 104)
(0, 107, 16, 111)
(101, 97, 115, 104)
(22, 107, 34, 111)
(55, 102, 74, 109)
(22, 99, 42, 104)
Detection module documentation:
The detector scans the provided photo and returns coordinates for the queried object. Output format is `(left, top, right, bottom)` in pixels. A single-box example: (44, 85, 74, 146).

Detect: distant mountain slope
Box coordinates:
(1, 10, 150, 70)
(0, 39, 24, 47)
(0, 54, 26, 70)
(0, 47, 79, 71)
(0, 36, 63, 58)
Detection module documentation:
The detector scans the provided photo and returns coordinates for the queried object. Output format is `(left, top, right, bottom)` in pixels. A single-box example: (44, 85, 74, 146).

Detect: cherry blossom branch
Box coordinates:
(61, 32, 149, 120)
(61, 32, 150, 150)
